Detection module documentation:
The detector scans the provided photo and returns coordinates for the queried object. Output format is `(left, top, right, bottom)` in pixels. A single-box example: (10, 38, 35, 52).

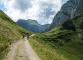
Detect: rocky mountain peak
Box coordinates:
(48, 0, 83, 30)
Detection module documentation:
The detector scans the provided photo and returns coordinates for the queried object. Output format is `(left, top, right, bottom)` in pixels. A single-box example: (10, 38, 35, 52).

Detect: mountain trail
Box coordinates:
(3, 36, 41, 60)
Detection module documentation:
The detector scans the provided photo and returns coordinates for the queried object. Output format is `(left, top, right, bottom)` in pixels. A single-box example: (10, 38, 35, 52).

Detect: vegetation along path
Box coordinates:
(3, 37, 41, 60)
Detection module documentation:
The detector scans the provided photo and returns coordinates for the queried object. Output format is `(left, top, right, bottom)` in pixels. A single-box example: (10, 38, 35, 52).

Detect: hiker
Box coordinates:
(23, 34, 25, 39)
(27, 35, 29, 39)
(27, 34, 30, 41)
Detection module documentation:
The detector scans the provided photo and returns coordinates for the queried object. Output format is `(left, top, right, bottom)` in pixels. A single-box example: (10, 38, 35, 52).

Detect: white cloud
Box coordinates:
(1, 0, 63, 24)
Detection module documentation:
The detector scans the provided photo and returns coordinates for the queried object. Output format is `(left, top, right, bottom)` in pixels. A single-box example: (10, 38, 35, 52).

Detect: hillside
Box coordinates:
(0, 10, 31, 59)
(48, 0, 83, 30)
(30, 13, 83, 60)
(17, 19, 50, 33)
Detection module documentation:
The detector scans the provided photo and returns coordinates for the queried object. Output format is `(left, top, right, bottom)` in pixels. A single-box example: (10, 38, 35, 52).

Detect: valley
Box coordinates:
(0, 0, 83, 60)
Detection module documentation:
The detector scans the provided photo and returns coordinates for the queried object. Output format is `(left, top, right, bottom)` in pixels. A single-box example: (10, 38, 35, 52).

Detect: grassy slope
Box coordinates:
(0, 10, 31, 59)
(30, 13, 83, 60)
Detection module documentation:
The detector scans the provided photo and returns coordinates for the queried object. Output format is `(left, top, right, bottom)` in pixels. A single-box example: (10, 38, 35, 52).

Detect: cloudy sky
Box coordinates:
(0, 0, 68, 25)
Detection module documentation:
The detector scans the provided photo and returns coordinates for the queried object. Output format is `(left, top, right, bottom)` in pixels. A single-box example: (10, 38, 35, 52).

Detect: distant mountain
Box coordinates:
(0, 10, 31, 59)
(48, 0, 83, 30)
(41, 24, 50, 29)
(17, 19, 50, 33)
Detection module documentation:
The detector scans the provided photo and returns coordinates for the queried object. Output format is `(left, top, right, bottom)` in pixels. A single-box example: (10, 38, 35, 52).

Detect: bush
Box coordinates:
(62, 20, 76, 31)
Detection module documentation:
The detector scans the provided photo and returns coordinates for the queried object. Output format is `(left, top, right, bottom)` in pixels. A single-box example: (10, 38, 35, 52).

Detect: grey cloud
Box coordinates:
(44, 7, 55, 18)
(37, 15, 53, 24)
(41, 2, 54, 8)
(38, 1, 56, 21)
(38, 7, 55, 19)
(13, 0, 32, 12)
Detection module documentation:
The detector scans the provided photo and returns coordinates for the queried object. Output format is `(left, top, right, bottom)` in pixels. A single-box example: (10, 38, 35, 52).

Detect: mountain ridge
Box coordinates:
(48, 0, 83, 30)
(17, 19, 50, 33)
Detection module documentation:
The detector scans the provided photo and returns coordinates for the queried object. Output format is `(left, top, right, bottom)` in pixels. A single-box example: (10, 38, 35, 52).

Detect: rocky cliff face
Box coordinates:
(49, 0, 83, 30)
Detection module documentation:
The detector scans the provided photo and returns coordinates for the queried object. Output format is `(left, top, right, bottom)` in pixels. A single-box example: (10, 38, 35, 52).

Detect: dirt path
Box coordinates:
(3, 37, 41, 60)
